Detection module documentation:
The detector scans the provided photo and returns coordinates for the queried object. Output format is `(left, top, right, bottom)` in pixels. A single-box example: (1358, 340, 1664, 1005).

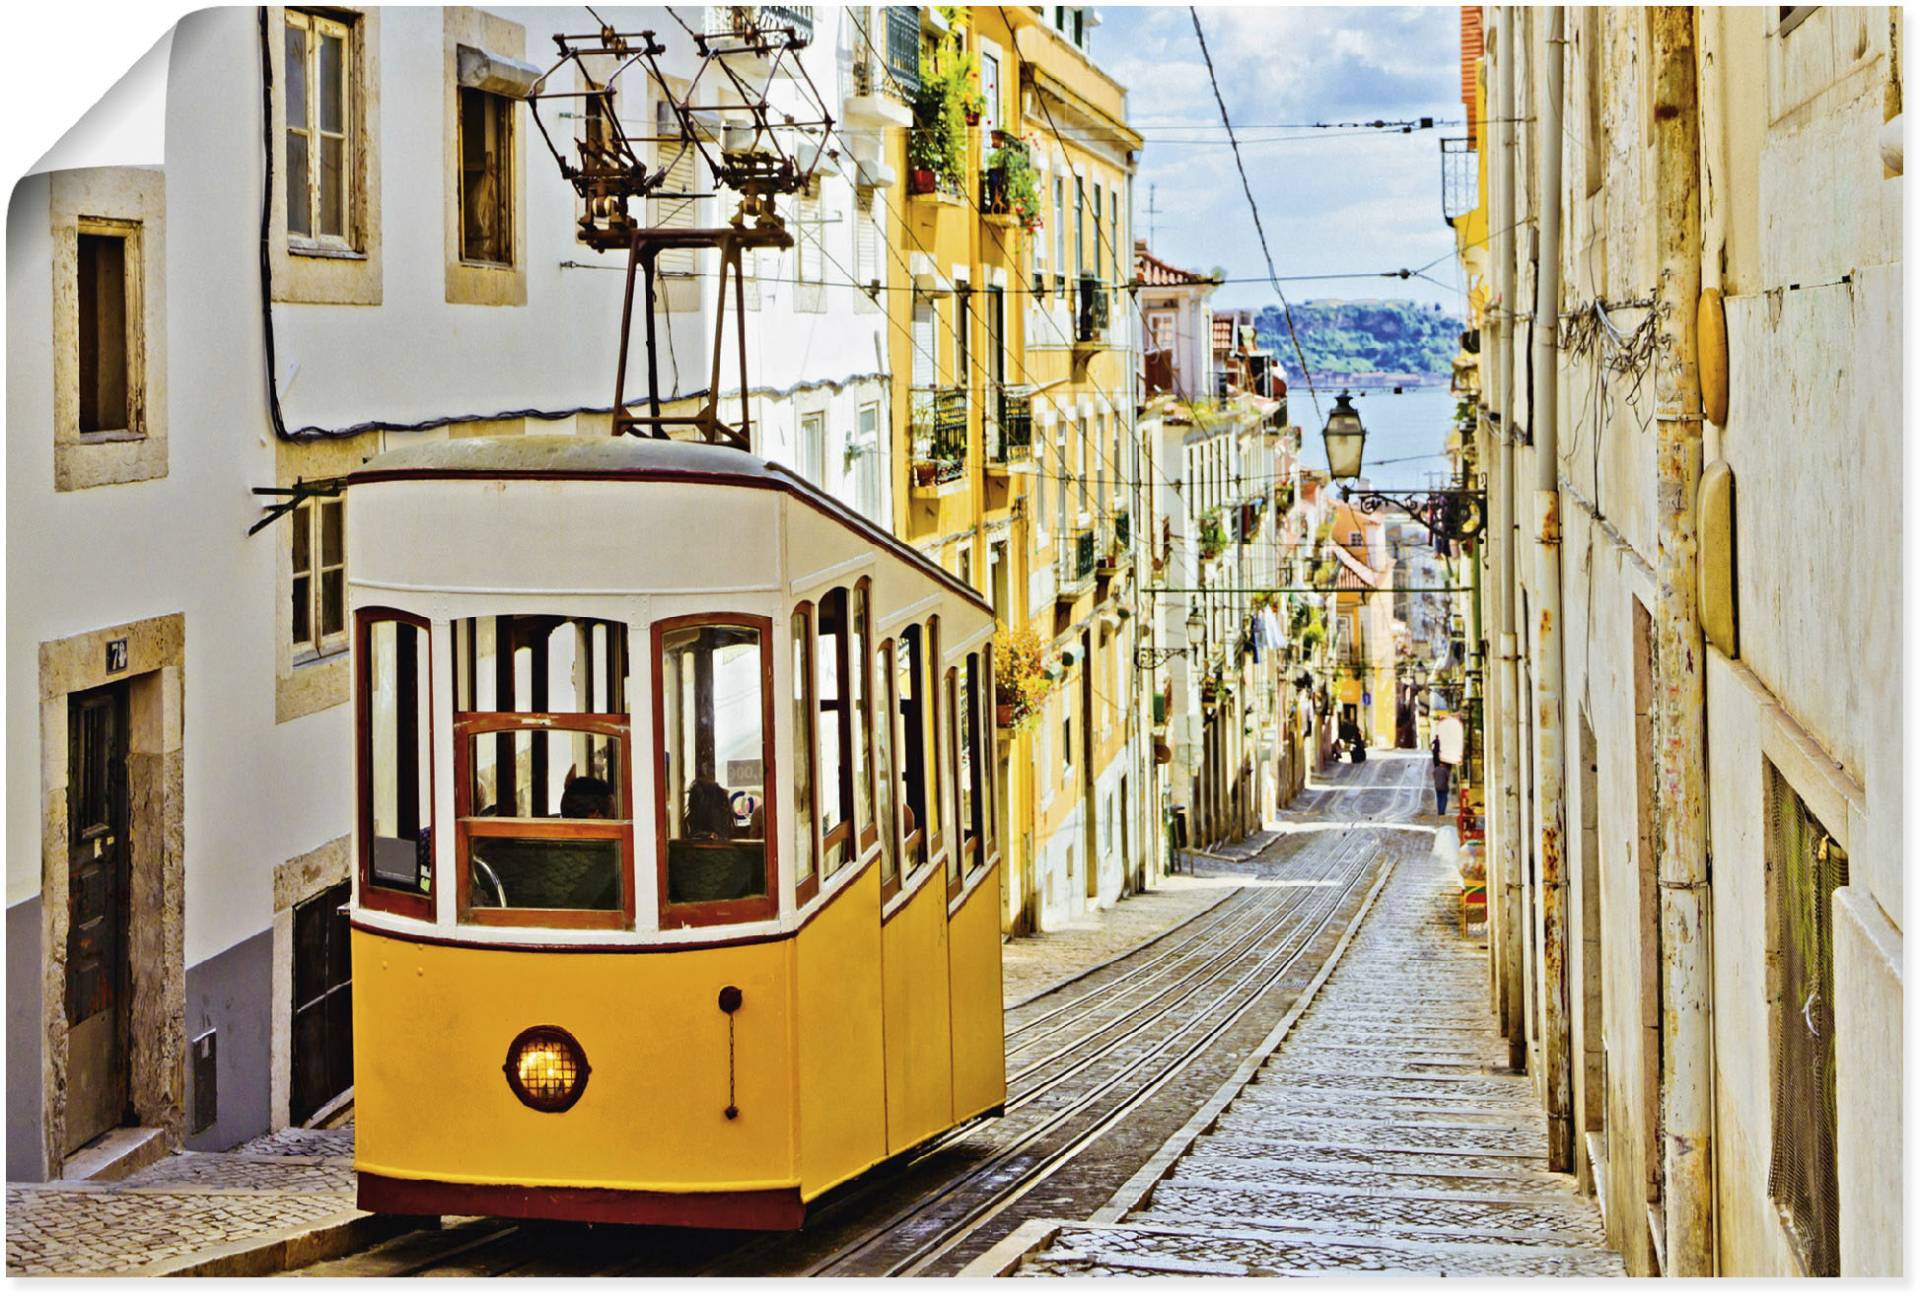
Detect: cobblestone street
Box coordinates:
(983, 784, 1626, 1277)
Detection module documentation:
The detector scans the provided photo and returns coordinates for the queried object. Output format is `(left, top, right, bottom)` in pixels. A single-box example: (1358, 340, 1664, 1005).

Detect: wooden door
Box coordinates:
(291, 881, 354, 1124)
(66, 683, 131, 1153)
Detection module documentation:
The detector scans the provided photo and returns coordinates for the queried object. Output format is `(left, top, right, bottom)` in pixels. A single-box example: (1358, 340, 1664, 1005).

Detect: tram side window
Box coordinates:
(959, 651, 983, 871)
(981, 655, 997, 862)
(452, 616, 631, 925)
(658, 619, 774, 922)
(945, 666, 963, 891)
(792, 607, 818, 899)
(896, 625, 928, 871)
(926, 616, 944, 858)
(359, 612, 432, 914)
(816, 589, 851, 875)
(874, 637, 900, 891)
(850, 582, 874, 847)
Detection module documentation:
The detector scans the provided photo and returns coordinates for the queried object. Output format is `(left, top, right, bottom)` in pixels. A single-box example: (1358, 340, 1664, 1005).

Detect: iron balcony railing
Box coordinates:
(1075, 275, 1110, 345)
(1441, 137, 1479, 225)
(991, 384, 1034, 463)
(910, 385, 968, 485)
(1059, 528, 1096, 588)
(708, 5, 816, 43)
(1114, 509, 1131, 548)
(882, 6, 921, 98)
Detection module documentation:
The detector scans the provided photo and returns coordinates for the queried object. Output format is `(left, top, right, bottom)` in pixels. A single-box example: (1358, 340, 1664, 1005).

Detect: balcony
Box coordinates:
(1441, 137, 1479, 226)
(987, 384, 1034, 472)
(705, 6, 815, 76)
(849, 7, 919, 125)
(1057, 528, 1096, 599)
(909, 386, 968, 496)
(1074, 276, 1110, 348)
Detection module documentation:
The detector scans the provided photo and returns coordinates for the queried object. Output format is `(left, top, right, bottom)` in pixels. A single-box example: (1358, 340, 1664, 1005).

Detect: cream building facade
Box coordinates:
(1462, 5, 1902, 1277)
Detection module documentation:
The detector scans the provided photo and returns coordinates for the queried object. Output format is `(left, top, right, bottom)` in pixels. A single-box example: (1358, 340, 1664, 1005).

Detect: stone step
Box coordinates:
(61, 1128, 170, 1183)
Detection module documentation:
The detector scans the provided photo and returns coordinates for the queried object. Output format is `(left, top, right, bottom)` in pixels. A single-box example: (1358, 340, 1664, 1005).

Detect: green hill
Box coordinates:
(1254, 299, 1462, 378)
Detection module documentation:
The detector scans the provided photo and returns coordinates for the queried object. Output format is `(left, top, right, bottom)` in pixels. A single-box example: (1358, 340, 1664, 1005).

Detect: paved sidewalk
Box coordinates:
(990, 823, 1625, 1277)
(4, 1128, 391, 1276)
(1001, 867, 1254, 1007)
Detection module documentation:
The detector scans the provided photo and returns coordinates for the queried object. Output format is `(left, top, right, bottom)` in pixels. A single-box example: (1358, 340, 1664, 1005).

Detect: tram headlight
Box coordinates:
(503, 1026, 591, 1113)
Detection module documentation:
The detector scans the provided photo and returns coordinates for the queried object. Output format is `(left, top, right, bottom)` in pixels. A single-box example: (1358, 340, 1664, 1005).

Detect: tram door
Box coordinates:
(291, 882, 354, 1123)
(66, 683, 131, 1153)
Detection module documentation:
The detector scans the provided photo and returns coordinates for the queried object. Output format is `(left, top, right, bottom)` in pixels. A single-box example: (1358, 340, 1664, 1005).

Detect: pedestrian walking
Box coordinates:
(1432, 711, 1466, 815)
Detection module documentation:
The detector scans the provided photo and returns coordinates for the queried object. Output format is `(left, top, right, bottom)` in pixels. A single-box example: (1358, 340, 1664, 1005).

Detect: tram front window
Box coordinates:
(359, 610, 434, 918)
(452, 614, 632, 926)
(658, 620, 773, 921)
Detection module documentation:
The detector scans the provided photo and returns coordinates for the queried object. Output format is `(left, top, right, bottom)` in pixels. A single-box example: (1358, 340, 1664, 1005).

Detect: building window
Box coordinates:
(285, 9, 355, 247)
(458, 86, 513, 265)
(795, 195, 824, 284)
(357, 609, 433, 919)
(1052, 176, 1066, 295)
(854, 185, 880, 289)
(653, 100, 699, 275)
(655, 616, 775, 925)
(800, 410, 827, 484)
(76, 227, 138, 435)
(291, 498, 346, 660)
(856, 402, 881, 520)
(1766, 764, 1849, 1276)
(979, 49, 1001, 135)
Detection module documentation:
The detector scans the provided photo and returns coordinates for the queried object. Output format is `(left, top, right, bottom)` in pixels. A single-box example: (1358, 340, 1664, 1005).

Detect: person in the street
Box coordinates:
(1432, 710, 1466, 815)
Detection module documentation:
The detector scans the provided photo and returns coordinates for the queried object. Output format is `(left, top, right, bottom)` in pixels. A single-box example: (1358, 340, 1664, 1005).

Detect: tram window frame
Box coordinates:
(816, 588, 854, 878)
(652, 612, 780, 928)
(945, 665, 964, 900)
(453, 712, 634, 928)
(925, 616, 945, 863)
(851, 579, 876, 854)
(959, 650, 984, 873)
(982, 655, 997, 862)
(896, 624, 929, 874)
(356, 607, 435, 920)
(874, 636, 902, 903)
(792, 604, 820, 908)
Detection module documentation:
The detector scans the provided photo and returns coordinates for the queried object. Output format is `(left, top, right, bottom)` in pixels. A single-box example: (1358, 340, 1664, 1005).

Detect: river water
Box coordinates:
(1290, 383, 1460, 490)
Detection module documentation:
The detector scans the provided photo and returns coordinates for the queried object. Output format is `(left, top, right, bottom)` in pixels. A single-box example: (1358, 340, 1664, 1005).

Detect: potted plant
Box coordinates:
(992, 622, 1052, 733)
(1198, 510, 1229, 561)
(984, 133, 1043, 234)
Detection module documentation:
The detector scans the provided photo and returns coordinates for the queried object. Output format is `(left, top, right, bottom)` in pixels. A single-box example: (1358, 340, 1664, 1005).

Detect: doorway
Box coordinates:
(65, 683, 131, 1154)
(291, 881, 354, 1124)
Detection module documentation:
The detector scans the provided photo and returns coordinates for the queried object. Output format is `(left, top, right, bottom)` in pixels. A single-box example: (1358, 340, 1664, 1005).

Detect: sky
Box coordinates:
(1095, 4, 1467, 313)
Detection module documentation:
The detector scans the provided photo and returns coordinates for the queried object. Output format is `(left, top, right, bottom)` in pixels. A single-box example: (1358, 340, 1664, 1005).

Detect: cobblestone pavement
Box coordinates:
(5, 1129, 359, 1276)
(1002, 807, 1626, 1278)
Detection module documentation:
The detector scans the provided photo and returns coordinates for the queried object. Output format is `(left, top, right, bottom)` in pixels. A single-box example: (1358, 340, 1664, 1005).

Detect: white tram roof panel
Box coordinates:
(349, 436, 992, 620)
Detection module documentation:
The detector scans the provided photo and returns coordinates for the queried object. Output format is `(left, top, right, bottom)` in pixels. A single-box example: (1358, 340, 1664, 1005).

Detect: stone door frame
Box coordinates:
(39, 614, 186, 1175)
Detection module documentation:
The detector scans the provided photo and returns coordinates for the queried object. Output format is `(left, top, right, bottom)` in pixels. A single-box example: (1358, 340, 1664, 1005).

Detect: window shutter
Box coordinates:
(911, 297, 936, 390)
(797, 198, 823, 283)
(652, 100, 699, 274)
(854, 186, 878, 288)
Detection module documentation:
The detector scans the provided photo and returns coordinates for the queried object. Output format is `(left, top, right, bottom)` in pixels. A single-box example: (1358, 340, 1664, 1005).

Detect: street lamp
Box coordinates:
(1135, 599, 1212, 670)
(1321, 391, 1368, 481)
(1320, 390, 1489, 547)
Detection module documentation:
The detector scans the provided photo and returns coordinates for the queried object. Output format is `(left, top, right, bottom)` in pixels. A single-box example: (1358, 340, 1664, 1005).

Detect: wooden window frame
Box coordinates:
(651, 612, 780, 928)
(817, 588, 856, 877)
(292, 496, 348, 662)
(897, 626, 928, 872)
(452, 710, 635, 929)
(792, 602, 821, 908)
(853, 578, 878, 854)
(356, 607, 437, 921)
(285, 8, 357, 253)
(925, 616, 945, 864)
(457, 85, 515, 268)
(876, 636, 903, 905)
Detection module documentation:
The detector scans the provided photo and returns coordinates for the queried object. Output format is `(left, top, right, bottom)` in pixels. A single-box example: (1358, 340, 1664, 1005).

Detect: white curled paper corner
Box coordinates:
(29, 25, 174, 177)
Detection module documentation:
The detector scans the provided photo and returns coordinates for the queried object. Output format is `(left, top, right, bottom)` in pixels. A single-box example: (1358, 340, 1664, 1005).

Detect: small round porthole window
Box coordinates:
(503, 1025, 591, 1113)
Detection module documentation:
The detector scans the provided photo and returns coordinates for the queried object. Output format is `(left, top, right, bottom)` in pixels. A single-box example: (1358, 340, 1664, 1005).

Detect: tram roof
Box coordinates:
(350, 435, 993, 617)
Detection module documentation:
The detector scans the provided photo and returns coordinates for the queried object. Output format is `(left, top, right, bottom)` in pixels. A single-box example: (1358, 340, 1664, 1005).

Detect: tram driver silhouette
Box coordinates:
(684, 764, 737, 841)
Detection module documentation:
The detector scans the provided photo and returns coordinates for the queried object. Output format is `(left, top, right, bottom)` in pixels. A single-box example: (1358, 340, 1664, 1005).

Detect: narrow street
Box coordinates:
(279, 752, 1496, 1278)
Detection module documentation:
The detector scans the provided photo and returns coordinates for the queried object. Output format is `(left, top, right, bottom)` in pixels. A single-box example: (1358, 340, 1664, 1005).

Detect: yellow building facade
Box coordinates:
(877, 5, 1144, 934)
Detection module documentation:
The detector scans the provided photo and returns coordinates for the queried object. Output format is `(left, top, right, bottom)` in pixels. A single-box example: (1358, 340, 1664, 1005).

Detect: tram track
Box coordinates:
(323, 756, 1427, 1279)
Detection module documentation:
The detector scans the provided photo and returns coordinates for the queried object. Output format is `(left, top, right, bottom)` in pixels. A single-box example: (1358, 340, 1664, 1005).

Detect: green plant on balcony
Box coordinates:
(1198, 510, 1229, 560)
(993, 622, 1052, 733)
(1291, 601, 1326, 657)
(983, 133, 1043, 234)
(909, 31, 971, 195)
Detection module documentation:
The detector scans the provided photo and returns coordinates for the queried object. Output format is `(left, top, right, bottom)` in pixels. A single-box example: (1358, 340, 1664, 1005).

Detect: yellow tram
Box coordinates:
(345, 436, 1006, 1229)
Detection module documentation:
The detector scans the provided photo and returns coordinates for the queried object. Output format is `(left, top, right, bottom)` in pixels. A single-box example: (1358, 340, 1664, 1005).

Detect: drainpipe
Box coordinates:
(1476, 28, 1507, 1031)
(1531, 6, 1573, 1173)
(1493, 5, 1526, 1071)
(1649, 6, 1714, 1275)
